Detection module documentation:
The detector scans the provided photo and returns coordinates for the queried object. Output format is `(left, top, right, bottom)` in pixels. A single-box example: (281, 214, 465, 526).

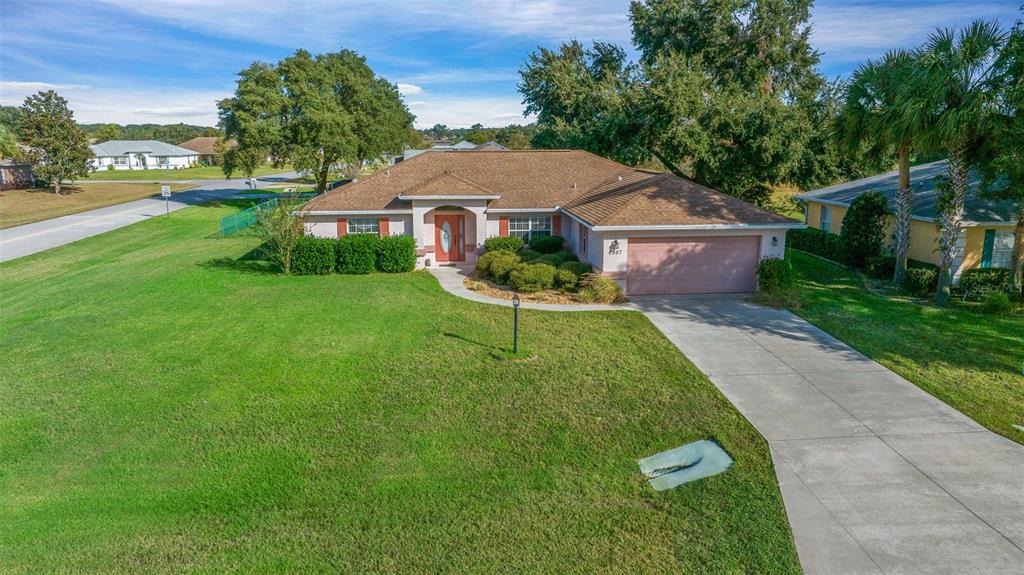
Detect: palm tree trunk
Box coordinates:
(1011, 204, 1024, 298)
(935, 146, 968, 306)
(892, 144, 912, 286)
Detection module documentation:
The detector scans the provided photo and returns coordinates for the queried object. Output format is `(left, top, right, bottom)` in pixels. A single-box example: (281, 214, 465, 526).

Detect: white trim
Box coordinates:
(485, 207, 559, 213)
(398, 194, 500, 200)
(304, 210, 414, 216)
(590, 223, 805, 232)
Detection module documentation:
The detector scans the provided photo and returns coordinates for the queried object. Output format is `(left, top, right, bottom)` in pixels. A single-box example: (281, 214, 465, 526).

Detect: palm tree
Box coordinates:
(837, 50, 919, 286)
(902, 21, 1009, 305)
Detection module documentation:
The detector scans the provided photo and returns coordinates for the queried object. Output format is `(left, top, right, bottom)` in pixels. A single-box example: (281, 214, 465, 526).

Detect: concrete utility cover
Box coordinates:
(639, 440, 734, 491)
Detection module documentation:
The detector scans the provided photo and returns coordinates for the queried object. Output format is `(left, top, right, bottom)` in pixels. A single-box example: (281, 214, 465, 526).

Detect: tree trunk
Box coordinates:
(892, 144, 913, 286)
(935, 147, 968, 306)
(1011, 204, 1024, 298)
(317, 163, 330, 195)
(53, 179, 62, 195)
(651, 148, 687, 180)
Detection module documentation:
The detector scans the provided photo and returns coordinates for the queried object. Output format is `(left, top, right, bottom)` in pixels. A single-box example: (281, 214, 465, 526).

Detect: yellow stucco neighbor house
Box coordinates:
(796, 160, 1019, 281)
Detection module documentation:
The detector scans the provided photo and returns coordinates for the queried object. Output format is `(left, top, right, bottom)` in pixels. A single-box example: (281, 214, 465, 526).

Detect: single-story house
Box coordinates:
(393, 140, 506, 163)
(178, 136, 234, 165)
(797, 160, 1020, 279)
(303, 150, 800, 295)
(0, 158, 35, 190)
(90, 140, 198, 170)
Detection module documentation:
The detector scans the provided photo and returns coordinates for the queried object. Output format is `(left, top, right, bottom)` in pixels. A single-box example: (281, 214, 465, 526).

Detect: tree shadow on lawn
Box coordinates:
(200, 245, 278, 275)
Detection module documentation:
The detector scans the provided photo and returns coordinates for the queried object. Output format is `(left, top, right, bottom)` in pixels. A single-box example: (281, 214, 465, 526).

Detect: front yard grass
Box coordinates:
(0, 182, 196, 229)
(0, 203, 799, 573)
(83, 164, 288, 181)
(788, 249, 1024, 443)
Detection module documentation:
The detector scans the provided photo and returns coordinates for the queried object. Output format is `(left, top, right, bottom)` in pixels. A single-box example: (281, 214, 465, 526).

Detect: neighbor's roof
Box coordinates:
(473, 141, 509, 151)
(304, 150, 798, 228)
(564, 171, 795, 227)
(798, 160, 1019, 225)
(90, 140, 198, 157)
(177, 136, 234, 155)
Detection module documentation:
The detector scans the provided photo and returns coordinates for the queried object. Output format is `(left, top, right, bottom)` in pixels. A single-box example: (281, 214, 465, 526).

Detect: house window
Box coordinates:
(991, 230, 1015, 269)
(157, 157, 169, 167)
(820, 206, 832, 233)
(113, 156, 127, 166)
(509, 216, 551, 241)
(347, 218, 380, 235)
(578, 222, 588, 255)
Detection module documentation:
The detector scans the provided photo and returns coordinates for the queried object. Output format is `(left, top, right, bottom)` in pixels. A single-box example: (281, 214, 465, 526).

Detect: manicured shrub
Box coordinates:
(483, 235, 524, 253)
(960, 268, 1011, 295)
(528, 235, 565, 254)
(756, 257, 794, 293)
(336, 234, 379, 274)
(535, 250, 575, 267)
(559, 260, 593, 277)
(787, 227, 843, 261)
(476, 250, 522, 283)
(865, 255, 895, 279)
(291, 236, 337, 275)
(903, 267, 938, 296)
(519, 249, 542, 262)
(507, 263, 557, 293)
(839, 191, 888, 267)
(553, 268, 579, 291)
(377, 235, 416, 273)
(578, 273, 626, 304)
(981, 292, 1013, 315)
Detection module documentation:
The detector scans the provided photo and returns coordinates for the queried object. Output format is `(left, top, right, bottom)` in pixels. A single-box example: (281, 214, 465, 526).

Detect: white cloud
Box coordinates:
(396, 83, 423, 96)
(0, 81, 90, 99)
(407, 96, 535, 129)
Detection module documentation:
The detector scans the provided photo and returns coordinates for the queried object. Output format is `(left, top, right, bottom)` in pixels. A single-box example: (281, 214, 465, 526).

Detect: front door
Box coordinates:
(434, 214, 464, 262)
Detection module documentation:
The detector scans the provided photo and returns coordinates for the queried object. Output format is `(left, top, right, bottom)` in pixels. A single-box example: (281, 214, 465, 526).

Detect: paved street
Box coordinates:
(0, 173, 297, 263)
(632, 296, 1024, 575)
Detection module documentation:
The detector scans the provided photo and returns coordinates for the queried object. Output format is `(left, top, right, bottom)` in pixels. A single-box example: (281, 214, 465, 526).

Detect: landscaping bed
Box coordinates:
(0, 202, 800, 573)
(464, 271, 624, 304)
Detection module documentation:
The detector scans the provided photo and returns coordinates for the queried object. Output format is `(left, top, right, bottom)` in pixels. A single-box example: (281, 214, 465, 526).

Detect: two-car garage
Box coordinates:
(625, 236, 762, 295)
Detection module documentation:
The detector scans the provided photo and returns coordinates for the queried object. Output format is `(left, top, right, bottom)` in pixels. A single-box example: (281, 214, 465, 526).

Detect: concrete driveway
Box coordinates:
(633, 296, 1024, 575)
(0, 173, 298, 263)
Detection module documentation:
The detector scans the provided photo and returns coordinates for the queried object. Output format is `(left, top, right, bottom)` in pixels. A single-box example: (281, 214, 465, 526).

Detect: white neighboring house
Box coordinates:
(90, 140, 199, 170)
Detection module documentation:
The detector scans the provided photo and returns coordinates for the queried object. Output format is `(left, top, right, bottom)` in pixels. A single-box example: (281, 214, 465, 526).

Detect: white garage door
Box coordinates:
(627, 236, 760, 295)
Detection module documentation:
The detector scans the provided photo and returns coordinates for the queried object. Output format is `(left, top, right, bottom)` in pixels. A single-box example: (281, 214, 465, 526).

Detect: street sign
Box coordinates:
(161, 185, 171, 197)
(161, 185, 171, 217)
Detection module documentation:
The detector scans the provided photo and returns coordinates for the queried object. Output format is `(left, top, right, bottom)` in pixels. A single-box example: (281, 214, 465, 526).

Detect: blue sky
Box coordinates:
(1, 0, 1018, 128)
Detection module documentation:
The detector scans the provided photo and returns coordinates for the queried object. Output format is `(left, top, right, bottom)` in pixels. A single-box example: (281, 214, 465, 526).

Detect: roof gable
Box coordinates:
(398, 172, 498, 198)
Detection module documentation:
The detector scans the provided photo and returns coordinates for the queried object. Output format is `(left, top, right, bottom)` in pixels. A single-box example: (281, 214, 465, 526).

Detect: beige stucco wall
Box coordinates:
(305, 214, 412, 239)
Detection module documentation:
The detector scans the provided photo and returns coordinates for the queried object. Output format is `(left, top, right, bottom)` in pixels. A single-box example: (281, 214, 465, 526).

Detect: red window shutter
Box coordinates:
(337, 218, 347, 237)
(379, 218, 389, 238)
(552, 214, 561, 235)
(499, 216, 509, 237)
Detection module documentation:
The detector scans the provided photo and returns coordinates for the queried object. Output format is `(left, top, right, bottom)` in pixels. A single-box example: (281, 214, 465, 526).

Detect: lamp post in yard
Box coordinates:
(512, 292, 521, 354)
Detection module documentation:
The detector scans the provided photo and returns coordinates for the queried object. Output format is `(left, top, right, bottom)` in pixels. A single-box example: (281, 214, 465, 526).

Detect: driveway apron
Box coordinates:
(632, 295, 1024, 575)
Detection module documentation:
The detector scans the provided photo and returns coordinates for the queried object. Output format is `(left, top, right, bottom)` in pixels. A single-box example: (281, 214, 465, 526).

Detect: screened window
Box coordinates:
(820, 206, 832, 233)
(991, 230, 1015, 269)
(509, 216, 551, 241)
(347, 218, 380, 235)
(113, 156, 127, 166)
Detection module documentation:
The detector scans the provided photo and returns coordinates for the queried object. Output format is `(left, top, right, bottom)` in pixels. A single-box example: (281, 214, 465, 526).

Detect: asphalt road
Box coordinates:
(0, 172, 298, 263)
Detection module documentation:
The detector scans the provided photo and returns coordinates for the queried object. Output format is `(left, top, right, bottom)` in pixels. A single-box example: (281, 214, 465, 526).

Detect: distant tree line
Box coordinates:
(418, 123, 537, 149)
(0, 105, 221, 146)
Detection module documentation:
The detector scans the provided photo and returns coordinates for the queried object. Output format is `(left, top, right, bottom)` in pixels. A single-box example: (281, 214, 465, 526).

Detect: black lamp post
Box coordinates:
(512, 292, 521, 354)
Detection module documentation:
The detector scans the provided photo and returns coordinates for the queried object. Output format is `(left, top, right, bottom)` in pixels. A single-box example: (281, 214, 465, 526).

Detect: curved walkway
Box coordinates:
(432, 266, 1024, 574)
(429, 266, 631, 311)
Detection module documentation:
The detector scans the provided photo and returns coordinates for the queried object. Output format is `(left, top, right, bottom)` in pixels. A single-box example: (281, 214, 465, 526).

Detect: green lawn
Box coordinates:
(789, 249, 1024, 443)
(83, 164, 289, 181)
(0, 182, 196, 229)
(0, 203, 799, 573)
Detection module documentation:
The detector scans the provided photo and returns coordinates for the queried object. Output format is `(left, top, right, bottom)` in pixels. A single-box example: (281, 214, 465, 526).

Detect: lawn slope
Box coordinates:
(0, 204, 799, 574)
(0, 183, 196, 229)
(789, 249, 1024, 443)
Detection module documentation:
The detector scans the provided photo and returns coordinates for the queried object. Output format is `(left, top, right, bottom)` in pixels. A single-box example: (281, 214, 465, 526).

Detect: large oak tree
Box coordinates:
(19, 91, 92, 195)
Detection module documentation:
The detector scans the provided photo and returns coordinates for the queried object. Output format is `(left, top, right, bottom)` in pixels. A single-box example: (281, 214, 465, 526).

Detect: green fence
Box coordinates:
(220, 193, 319, 237)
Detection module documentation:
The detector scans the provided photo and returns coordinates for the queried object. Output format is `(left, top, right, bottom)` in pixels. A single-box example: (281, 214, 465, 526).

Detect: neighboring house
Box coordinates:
(393, 140, 502, 163)
(0, 158, 35, 190)
(797, 160, 1019, 280)
(89, 140, 199, 170)
(178, 136, 234, 165)
(303, 150, 799, 295)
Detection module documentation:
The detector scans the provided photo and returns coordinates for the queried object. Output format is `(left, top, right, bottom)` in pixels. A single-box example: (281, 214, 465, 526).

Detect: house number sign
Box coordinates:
(608, 240, 621, 255)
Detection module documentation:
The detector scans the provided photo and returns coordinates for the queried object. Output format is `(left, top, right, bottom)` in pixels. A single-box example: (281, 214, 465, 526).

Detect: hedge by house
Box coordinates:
(787, 227, 843, 261)
(839, 191, 888, 267)
(291, 237, 337, 275)
(377, 235, 417, 273)
(483, 235, 524, 253)
(508, 262, 557, 292)
(529, 235, 565, 254)
(959, 268, 1012, 295)
(337, 235, 380, 274)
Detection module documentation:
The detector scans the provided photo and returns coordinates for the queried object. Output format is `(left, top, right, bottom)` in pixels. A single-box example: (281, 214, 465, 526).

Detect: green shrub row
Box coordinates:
(483, 235, 524, 253)
(473, 246, 619, 301)
(757, 258, 795, 293)
(959, 268, 1012, 294)
(291, 234, 416, 275)
(788, 227, 843, 261)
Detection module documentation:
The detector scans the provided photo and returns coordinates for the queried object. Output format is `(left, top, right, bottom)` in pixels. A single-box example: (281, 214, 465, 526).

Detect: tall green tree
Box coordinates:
(0, 125, 20, 159)
(219, 49, 414, 193)
(837, 50, 921, 285)
(979, 9, 1024, 294)
(19, 91, 93, 194)
(92, 123, 123, 143)
(901, 21, 1009, 304)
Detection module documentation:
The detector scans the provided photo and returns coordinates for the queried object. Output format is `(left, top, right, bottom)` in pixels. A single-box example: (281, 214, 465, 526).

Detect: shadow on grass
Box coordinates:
(443, 331, 499, 351)
(201, 246, 278, 275)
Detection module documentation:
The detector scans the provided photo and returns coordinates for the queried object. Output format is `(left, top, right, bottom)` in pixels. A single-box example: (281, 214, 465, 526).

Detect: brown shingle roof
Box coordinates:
(303, 150, 796, 227)
(399, 171, 498, 197)
(564, 172, 794, 227)
(177, 136, 233, 155)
